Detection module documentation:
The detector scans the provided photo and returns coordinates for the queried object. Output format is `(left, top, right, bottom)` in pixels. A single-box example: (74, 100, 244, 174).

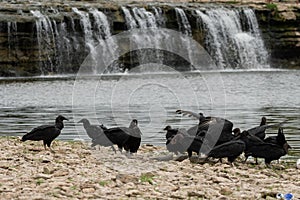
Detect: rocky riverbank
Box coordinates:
(0, 137, 299, 199)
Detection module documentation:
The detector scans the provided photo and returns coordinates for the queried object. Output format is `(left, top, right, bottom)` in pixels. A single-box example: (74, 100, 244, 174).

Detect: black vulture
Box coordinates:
(77, 118, 103, 140)
(246, 142, 291, 168)
(264, 128, 291, 149)
(163, 125, 181, 154)
(247, 117, 287, 140)
(77, 118, 118, 152)
(91, 119, 141, 154)
(123, 119, 142, 154)
(167, 131, 244, 164)
(186, 135, 203, 157)
(21, 115, 68, 153)
(207, 140, 245, 164)
(176, 109, 234, 145)
(91, 126, 130, 153)
(164, 128, 194, 155)
(240, 130, 291, 167)
(163, 125, 178, 140)
(239, 130, 265, 163)
(246, 117, 267, 140)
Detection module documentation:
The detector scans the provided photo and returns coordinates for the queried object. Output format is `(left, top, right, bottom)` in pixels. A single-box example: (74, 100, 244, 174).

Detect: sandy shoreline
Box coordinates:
(0, 137, 299, 199)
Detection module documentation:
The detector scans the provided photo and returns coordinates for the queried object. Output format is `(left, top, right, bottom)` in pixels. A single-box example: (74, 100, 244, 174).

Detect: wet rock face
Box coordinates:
(0, 1, 299, 76)
(255, 6, 300, 69)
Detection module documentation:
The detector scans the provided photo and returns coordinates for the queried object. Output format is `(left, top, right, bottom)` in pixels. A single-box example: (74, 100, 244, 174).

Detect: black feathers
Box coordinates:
(79, 119, 142, 154)
(21, 115, 68, 152)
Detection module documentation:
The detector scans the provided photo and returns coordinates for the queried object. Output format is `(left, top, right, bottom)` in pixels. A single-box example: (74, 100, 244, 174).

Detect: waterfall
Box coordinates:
(175, 8, 192, 36)
(72, 8, 100, 73)
(7, 22, 17, 60)
(174, 8, 194, 68)
(132, 7, 158, 29)
(122, 7, 138, 29)
(122, 7, 163, 71)
(153, 7, 165, 27)
(243, 8, 268, 66)
(2, 5, 271, 76)
(31, 10, 56, 74)
(89, 9, 120, 73)
(90, 9, 111, 40)
(72, 8, 94, 53)
(196, 8, 269, 69)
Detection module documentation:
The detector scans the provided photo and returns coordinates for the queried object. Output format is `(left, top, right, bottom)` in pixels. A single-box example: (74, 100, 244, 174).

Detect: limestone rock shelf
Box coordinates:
(0, 0, 299, 76)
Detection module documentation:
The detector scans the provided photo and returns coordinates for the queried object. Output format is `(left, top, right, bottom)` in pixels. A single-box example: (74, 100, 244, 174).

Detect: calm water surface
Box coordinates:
(0, 70, 299, 158)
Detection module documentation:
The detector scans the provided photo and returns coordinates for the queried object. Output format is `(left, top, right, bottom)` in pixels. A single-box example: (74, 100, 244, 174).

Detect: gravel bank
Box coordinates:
(0, 137, 299, 199)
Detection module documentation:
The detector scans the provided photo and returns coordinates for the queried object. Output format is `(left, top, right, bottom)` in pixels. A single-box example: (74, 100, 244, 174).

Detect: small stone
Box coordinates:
(116, 174, 138, 184)
(34, 173, 52, 179)
(82, 188, 95, 193)
(170, 194, 185, 199)
(220, 187, 233, 196)
(174, 155, 188, 162)
(217, 196, 229, 200)
(153, 154, 173, 161)
(187, 191, 205, 198)
(53, 170, 69, 177)
(43, 167, 55, 174)
(125, 190, 141, 197)
(261, 191, 277, 199)
(212, 176, 230, 183)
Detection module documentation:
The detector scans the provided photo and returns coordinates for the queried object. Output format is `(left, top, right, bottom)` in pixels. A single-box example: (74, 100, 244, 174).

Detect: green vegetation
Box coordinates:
(224, 1, 239, 4)
(36, 178, 44, 186)
(140, 173, 155, 184)
(266, 3, 278, 11)
(71, 185, 77, 190)
(98, 180, 108, 186)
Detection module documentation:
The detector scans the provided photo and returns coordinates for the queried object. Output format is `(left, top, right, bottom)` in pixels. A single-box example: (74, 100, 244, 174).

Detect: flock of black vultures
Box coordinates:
(20, 109, 291, 167)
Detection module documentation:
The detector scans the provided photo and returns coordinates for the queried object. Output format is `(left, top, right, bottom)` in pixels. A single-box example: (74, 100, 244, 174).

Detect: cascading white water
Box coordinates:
(72, 8, 101, 73)
(122, 7, 163, 70)
(174, 8, 194, 68)
(31, 10, 56, 74)
(6, 6, 269, 75)
(132, 7, 158, 29)
(90, 9, 111, 40)
(196, 8, 269, 69)
(72, 8, 94, 53)
(175, 8, 192, 36)
(122, 7, 138, 29)
(243, 8, 268, 66)
(89, 9, 120, 73)
(7, 22, 17, 60)
(153, 7, 165, 27)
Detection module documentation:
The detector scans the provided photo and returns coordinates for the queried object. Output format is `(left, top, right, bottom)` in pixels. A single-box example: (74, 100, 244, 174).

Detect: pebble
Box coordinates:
(34, 173, 52, 179)
(125, 190, 141, 197)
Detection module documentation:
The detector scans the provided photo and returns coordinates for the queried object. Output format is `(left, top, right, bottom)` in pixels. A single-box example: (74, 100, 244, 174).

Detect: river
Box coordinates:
(0, 69, 299, 159)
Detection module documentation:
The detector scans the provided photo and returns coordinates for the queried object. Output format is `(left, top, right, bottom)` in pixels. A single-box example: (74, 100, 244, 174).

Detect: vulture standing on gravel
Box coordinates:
(123, 119, 142, 154)
(240, 130, 291, 167)
(77, 118, 104, 140)
(90, 119, 142, 154)
(21, 115, 68, 153)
